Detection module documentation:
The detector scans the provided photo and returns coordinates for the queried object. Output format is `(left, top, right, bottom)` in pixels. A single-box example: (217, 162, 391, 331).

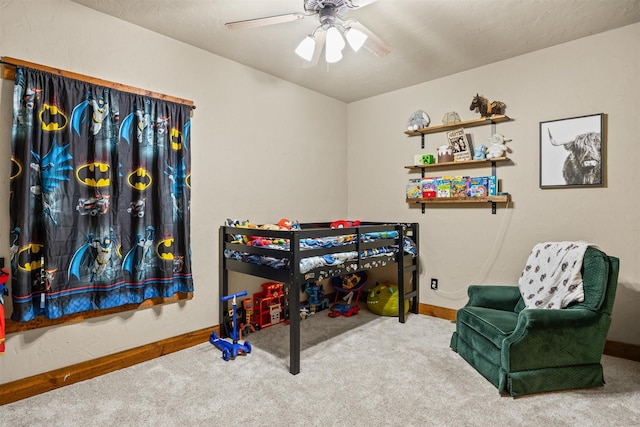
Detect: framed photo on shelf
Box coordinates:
(446, 128, 471, 161)
(539, 113, 604, 188)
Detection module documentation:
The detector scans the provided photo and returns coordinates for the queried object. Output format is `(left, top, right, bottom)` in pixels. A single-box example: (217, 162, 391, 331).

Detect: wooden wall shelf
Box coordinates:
(406, 195, 510, 204)
(404, 113, 513, 214)
(405, 157, 510, 170)
(405, 115, 511, 137)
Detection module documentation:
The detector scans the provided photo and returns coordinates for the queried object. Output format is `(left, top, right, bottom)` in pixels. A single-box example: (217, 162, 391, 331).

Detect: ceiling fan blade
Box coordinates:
(349, 20, 391, 57)
(225, 12, 305, 30)
(303, 28, 326, 68)
(349, 0, 378, 8)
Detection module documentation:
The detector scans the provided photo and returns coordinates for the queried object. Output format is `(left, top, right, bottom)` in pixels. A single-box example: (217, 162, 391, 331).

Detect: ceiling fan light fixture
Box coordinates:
(344, 27, 367, 52)
(295, 35, 316, 61)
(326, 25, 346, 53)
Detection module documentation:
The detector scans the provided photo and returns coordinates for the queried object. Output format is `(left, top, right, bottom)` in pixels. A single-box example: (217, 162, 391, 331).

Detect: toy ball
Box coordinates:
(367, 282, 410, 317)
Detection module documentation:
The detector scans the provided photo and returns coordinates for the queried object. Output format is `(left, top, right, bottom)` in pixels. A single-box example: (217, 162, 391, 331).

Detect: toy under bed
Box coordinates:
(219, 221, 420, 375)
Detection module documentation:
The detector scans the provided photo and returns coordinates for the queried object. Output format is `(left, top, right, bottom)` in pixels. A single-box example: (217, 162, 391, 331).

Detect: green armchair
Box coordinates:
(450, 246, 619, 397)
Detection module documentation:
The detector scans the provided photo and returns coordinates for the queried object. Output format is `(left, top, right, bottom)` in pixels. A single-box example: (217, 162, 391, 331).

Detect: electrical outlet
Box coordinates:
(431, 278, 438, 290)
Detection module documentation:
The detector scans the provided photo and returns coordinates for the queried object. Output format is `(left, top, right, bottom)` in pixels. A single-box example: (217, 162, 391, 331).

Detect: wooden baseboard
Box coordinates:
(419, 303, 457, 321)
(604, 340, 640, 362)
(420, 303, 640, 363)
(0, 325, 218, 406)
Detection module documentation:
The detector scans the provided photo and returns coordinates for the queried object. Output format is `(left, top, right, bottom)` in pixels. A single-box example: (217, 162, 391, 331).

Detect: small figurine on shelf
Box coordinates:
(437, 144, 454, 163)
(469, 94, 506, 118)
(407, 110, 430, 131)
(473, 144, 486, 160)
(486, 134, 511, 159)
(441, 111, 461, 125)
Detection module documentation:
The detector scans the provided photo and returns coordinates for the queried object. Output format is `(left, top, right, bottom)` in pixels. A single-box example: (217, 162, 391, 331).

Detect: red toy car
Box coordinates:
(328, 304, 360, 318)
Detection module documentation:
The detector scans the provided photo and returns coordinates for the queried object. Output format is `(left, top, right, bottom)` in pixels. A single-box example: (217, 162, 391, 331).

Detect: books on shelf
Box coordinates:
(406, 178, 422, 199)
(407, 175, 497, 199)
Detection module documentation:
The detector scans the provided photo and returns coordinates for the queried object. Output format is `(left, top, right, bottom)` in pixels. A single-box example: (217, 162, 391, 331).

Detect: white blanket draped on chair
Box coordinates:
(518, 241, 590, 309)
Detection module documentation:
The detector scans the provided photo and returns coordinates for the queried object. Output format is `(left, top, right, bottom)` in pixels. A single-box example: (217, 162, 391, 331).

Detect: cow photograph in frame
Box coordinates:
(539, 113, 604, 188)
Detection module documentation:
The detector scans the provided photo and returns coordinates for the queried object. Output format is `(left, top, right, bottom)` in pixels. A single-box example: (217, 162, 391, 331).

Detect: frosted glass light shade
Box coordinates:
(295, 35, 316, 61)
(325, 45, 343, 63)
(326, 26, 346, 52)
(345, 27, 367, 52)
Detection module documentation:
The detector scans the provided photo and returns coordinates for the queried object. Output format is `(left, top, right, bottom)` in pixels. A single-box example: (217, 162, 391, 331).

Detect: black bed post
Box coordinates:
(397, 223, 420, 323)
(412, 222, 420, 315)
(289, 230, 301, 375)
(397, 224, 407, 324)
(219, 226, 229, 336)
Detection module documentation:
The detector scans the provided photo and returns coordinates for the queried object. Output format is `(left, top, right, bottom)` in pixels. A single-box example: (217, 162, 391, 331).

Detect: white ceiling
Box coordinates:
(70, 0, 640, 103)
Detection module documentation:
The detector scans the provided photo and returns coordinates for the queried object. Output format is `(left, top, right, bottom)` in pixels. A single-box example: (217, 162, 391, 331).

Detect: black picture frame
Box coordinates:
(539, 113, 604, 188)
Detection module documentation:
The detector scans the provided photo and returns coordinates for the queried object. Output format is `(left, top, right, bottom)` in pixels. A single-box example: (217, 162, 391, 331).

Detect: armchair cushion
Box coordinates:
(456, 307, 518, 349)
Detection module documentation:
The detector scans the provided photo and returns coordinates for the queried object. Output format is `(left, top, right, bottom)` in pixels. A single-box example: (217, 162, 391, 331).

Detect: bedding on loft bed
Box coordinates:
(222, 220, 417, 281)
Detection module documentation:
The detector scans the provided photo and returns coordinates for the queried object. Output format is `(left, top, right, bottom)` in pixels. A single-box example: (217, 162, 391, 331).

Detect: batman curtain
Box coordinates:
(9, 67, 193, 322)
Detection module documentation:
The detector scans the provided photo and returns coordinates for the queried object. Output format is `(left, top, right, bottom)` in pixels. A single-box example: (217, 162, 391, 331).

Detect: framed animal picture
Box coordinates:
(539, 113, 605, 188)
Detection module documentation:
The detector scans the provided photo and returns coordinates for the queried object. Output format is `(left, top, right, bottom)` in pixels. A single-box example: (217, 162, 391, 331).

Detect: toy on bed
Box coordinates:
(330, 271, 367, 307)
(330, 220, 361, 229)
(366, 281, 410, 317)
(226, 218, 299, 245)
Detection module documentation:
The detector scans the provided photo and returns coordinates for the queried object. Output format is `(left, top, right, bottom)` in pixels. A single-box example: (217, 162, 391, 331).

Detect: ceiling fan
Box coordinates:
(225, 0, 391, 65)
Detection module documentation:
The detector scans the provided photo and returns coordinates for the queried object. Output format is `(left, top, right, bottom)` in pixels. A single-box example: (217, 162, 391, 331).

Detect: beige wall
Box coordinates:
(347, 23, 640, 345)
(0, 0, 348, 384)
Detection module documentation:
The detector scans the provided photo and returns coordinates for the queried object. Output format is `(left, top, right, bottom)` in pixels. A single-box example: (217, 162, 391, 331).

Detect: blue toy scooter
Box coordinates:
(210, 291, 252, 361)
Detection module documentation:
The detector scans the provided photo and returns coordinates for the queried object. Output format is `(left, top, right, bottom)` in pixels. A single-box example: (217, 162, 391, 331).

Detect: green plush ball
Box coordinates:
(366, 282, 410, 316)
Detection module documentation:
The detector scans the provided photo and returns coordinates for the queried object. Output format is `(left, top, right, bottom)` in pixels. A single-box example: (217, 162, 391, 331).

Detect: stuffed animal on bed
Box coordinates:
(227, 218, 300, 244)
(330, 220, 361, 229)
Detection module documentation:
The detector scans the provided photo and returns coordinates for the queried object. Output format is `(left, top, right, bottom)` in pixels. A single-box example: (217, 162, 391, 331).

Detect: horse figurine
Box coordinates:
(469, 94, 506, 118)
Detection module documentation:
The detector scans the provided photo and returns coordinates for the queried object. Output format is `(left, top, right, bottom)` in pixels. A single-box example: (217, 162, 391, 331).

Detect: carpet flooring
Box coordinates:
(3, 309, 640, 426)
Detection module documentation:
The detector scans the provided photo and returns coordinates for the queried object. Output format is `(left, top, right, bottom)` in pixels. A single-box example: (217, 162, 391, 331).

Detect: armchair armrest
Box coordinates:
(466, 285, 521, 311)
(515, 307, 600, 329)
(503, 308, 610, 371)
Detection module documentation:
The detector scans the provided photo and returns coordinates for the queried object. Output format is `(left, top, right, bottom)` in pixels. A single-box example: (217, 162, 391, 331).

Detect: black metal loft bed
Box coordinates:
(219, 221, 420, 374)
